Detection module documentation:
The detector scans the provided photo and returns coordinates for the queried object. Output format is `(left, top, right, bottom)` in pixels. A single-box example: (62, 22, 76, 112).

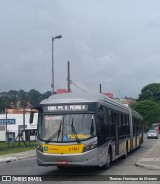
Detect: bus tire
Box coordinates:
(100, 149, 112, 170)
(57, 166, 66, 169)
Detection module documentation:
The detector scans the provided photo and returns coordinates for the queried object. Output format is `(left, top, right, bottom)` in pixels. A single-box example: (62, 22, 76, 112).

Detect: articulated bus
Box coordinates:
(30, 92, 143, 169)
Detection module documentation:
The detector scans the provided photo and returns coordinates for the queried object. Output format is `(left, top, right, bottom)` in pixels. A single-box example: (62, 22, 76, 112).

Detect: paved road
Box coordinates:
(0, 138, 160, 183)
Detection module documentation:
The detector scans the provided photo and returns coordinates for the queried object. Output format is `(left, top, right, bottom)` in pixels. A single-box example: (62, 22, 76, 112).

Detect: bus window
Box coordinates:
(98, 107, 105, 134)
(109, 110, 114, 138)
(133, 117, 136, 136)
(126, 115, 129, 135)
(106, 109, 110, 139)
(100, 107, 109, 139)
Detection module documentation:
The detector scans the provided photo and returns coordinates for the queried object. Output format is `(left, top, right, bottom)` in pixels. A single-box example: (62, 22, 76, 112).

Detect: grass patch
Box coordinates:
(0, 146, 36, 155)
(0, 141, 36, 148)
(0, 141, 36, 155)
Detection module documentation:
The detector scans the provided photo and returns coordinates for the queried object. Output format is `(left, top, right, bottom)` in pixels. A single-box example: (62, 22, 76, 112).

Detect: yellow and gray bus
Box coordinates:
(30, 92, 143, 169)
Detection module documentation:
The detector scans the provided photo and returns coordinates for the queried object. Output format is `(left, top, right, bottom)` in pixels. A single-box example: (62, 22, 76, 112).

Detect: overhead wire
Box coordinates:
(70, 81, 87, 92)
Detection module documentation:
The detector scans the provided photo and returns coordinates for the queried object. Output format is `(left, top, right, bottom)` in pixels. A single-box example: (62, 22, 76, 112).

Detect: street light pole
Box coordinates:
(51, 34, 62, 94)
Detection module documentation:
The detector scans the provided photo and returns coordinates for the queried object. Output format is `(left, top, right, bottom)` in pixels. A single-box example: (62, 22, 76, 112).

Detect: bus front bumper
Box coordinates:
(36, 149, 98, 167)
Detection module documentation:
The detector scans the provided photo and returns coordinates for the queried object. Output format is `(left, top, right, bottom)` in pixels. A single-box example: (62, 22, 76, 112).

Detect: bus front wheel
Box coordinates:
(57, 166, 66, 169)
(100, 150, 112, 170)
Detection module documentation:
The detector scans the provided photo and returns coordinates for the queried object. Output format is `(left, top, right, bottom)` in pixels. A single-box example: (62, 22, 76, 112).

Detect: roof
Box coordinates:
(40, 92, 129, 110)
(131, 109, 143, 120)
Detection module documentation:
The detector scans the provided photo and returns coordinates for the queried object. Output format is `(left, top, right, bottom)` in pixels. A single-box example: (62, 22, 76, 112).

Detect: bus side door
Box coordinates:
(113, 112, 119, 156)
(97, 107, 108, 166)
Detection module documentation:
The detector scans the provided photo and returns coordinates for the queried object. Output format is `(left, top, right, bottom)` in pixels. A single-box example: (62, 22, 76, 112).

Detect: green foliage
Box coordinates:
(131, 100, 160, 131)
(133, 83, 160, 131)
(28, 89, 43, 106)
(138, 83, 160, 102)
(0, 89, 52, 113)
(17, 89, 29, 108)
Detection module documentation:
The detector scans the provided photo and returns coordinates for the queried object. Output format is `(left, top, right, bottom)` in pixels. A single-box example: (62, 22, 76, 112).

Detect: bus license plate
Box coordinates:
(57, 160, 68, 165)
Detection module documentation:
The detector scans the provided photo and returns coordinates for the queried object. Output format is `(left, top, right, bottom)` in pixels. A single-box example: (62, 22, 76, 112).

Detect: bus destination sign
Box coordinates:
(46, 105, 88, 112)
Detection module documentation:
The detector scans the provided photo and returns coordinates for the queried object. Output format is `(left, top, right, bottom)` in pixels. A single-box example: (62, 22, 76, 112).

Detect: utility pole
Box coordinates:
(100, 84, 102, 93)
(23, 106, 25, 141)
(5, 109, 9, 147)
(67, 61, 71, 92)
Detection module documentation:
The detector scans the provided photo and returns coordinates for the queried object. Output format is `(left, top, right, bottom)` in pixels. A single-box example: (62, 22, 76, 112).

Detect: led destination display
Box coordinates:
(44, 104, 88, 112)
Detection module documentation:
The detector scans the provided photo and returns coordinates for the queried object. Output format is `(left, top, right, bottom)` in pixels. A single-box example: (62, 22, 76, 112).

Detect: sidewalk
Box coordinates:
(135, 140, 160, 170)
(0, 149, 36, 164)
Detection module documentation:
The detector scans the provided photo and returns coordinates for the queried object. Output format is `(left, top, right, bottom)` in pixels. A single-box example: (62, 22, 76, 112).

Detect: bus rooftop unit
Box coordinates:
(30, 92, 143, 169)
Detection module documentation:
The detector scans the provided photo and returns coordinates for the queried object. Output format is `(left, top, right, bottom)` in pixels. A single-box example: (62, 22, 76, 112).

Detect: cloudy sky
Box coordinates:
(1, 0, 160, 98)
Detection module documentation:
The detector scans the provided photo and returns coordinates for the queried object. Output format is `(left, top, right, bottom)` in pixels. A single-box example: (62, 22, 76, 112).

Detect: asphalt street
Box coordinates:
(0, 137, 160, 184)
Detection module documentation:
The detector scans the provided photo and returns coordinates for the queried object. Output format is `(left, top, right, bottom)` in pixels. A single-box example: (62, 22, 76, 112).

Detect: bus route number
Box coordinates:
(69, 147, 80, 151)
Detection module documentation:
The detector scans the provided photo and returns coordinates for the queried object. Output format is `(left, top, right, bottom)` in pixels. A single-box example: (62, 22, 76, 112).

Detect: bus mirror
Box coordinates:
(29, 112, 34, 124)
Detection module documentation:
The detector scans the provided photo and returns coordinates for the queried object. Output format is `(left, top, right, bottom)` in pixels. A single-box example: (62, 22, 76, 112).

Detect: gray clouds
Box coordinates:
(0, 0, 160, 98)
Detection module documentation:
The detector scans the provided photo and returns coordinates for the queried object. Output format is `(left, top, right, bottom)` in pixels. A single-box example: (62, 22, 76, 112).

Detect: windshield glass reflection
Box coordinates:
(38, 114, 96, 142)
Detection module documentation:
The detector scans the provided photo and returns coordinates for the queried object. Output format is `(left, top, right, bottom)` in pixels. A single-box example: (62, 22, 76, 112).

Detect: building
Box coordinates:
(114, 97, 135, 107)
(0, 109, 37, 141)
(57, 89, 68, 94)
(103, 92, 113, 98)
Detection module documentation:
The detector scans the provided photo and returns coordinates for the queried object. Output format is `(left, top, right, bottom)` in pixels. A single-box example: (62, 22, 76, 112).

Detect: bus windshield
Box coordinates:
(38, 114, 96, 142)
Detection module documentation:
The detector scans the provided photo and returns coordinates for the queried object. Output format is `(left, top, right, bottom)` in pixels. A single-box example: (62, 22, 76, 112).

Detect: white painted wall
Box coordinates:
(0, 113, 38, 141)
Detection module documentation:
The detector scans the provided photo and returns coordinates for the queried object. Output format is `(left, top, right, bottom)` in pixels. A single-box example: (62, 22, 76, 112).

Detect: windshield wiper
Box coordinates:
(45, 120, 63, 143)
(45, 129, 60, 143)
(71, 116, 80, 144)
(57, 117, 64, 141)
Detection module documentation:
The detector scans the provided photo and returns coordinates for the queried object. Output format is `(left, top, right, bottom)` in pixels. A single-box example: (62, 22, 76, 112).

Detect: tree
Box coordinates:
(0, 89, 52, 113)
(42, 91, 52, 99)
(0, 95, 11, 113)
(28, 89, 43, 106)
(17, 89, 29, 108)
(8, 90, 18, 108)
(138, 83, 160, 102)
(131, 100, 160, 131)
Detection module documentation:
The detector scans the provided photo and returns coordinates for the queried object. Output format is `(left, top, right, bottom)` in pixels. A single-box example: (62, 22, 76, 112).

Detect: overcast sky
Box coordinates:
(1, 0, 160, 98)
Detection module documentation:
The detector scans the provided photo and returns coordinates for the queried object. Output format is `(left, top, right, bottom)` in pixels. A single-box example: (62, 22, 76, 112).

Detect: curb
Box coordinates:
(0, 155, 36, 165)
(135, 161, 160, 170)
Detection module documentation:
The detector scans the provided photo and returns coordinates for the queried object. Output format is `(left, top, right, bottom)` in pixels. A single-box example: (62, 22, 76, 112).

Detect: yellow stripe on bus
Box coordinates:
(42, 144, 85, 154)
(128, 140, 130, 152)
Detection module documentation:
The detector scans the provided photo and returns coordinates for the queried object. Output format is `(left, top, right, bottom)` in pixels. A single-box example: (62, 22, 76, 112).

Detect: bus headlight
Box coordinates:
(37, 143, 43, 153)
(83, 141, 97, 152)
